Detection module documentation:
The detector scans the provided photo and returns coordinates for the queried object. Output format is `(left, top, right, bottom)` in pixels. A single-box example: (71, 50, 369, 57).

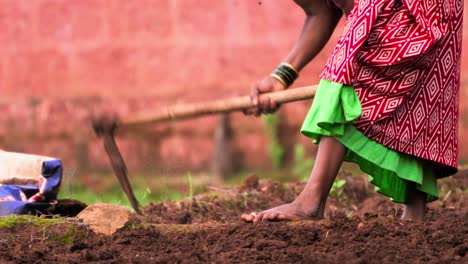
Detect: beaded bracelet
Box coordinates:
(269, 62, 299, 88)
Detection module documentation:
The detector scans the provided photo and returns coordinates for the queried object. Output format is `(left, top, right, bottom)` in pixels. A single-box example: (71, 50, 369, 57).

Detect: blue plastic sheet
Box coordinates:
(0, 159, 62, 216)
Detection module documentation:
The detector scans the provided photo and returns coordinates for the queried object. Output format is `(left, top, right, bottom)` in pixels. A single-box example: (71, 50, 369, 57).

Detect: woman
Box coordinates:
(242, 0, 462, 222)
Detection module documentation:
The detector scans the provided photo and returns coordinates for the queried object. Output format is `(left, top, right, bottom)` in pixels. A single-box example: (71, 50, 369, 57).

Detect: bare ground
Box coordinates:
(0, 170, 466, 263)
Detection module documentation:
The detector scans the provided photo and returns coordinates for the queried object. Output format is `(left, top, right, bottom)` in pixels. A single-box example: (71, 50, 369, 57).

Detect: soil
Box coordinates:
(0, 170, 466, 263)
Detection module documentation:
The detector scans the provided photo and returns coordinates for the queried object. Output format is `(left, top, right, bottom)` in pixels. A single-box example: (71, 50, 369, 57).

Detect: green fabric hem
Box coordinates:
(300, 79, 439, 203)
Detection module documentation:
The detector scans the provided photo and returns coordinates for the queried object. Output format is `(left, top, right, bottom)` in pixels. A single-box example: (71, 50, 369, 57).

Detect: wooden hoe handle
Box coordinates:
(120, 85, 318, 128)
(94, 84, 317, 214)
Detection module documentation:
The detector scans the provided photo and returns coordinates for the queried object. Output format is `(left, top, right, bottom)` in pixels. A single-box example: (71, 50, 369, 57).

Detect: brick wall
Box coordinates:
(1, 0, 468, 175)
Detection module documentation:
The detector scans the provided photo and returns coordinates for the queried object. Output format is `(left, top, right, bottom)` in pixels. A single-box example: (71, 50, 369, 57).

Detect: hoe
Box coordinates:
(92, 85, 317, 214)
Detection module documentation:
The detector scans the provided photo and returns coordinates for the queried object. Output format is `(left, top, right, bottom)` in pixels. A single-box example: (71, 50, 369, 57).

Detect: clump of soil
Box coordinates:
(138, 170, 459, 224)
(50, 199, 88, 217)
(0, 171, 466, 263)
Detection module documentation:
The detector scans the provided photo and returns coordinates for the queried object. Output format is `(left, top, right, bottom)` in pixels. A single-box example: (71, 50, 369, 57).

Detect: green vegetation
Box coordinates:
(59, 184, 183, 209)
(293, 144, 315, 180)
(329, 178, 347, 198)
(0, 216, 80, 245)
(262, 114, 284, 169)
(58, 172, 212, 210)
(49, 224, 77, 245)
(187, 172, 194, 211)
(0, 215, 64, 229)
(441, 190, 452, 203)
(56, 156, 367, 211)
(59, 160, 368, 210)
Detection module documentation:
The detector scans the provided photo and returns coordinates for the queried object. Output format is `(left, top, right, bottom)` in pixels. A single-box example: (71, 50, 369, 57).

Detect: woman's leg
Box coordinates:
(241, 136, 347, 223)
(401, 182, 427, 221)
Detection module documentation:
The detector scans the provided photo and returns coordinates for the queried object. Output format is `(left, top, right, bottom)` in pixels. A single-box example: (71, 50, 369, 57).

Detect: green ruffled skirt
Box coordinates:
(301, 79, 438, 203)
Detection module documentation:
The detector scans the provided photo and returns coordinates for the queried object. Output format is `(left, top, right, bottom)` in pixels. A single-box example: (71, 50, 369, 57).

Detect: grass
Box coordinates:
(0, 215, 80, 245)
(58, 171, 210, 210)
(0, 215, 64, 229)
(59, 183, 184, 210)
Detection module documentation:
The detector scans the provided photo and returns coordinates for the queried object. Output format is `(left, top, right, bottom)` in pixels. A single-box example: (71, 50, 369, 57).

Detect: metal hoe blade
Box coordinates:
(93, 116, 141, 214)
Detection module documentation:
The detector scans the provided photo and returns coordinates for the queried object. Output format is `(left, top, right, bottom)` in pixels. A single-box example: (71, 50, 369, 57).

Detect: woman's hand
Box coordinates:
(244, 76, 286, 116)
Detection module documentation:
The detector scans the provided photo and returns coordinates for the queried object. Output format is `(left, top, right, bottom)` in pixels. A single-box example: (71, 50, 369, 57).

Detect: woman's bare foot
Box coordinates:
(241, 137, 347, 223)
(401, 186, 427, 221)
(241, 202, 323, 223)
(401, 204, 426, 221)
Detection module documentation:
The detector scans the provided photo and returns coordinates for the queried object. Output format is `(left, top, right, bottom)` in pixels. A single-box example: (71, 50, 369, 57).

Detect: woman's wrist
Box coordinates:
(269, 62, 300, 88)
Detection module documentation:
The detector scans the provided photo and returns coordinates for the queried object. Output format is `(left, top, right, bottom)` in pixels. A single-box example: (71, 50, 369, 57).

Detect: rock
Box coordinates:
(77, 203, 130, 236)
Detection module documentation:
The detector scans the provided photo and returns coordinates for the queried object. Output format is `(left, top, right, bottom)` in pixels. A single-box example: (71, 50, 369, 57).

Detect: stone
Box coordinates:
(77, 203, 131, 236)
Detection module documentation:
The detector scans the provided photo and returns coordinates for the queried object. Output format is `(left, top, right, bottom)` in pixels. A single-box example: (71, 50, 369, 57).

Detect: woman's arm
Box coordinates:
(247, 0, 343, 115)
(285, 0, 342, 71)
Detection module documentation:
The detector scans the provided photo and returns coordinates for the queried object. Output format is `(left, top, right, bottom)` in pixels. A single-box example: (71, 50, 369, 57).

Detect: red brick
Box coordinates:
(160, 45, 220, 91)
(88, 137, 160, 172)
(0, 59, 7, 96)
(174, 117, 217, 135)
(232, 132, 269, 168)
(74, 47, 140, 96)
(38, 0, 104, 43)
(104, 138, 159, 171)
(160, 135, 213, 168)
(176, 0, 227, 41)
(0, 1, 34, 48)
(0, 0, 467, 171)
(244, 1, 302, 43)
(281, 101, 313, 127)
(136, 46, 178, 98)
(88, 140, 113, 169)
(3, 50, 69, 97)
(0, 101, 31, 134)
(243, 1, 273, 43)
(217, 44, 283, 91)
(221, 0, 250, 45)
(107, 0, 173, 42)
(33, 99, 92, 138)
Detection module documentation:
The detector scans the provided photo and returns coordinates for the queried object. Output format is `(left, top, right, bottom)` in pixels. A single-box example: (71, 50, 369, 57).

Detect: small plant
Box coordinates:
(330, 179, 347, 198)
(438, 189, 452, 207)
(187, 172, 194, 211)
(138, 187, 152, 205)
(262, 114, 284, 169)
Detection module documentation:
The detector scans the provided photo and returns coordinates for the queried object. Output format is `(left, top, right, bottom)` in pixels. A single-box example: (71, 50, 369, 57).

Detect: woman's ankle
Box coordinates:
(401, 187, 427, 221)
(401, 204, 426, 220)
(291, 197, 326, 219)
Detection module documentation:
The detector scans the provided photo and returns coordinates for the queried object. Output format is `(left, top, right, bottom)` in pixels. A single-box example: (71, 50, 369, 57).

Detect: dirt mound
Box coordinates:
(0, 209, 465, 263)
(138, 170, 467, 224)
(110, 210, 467, 263)
(0, 171, 466, 263)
